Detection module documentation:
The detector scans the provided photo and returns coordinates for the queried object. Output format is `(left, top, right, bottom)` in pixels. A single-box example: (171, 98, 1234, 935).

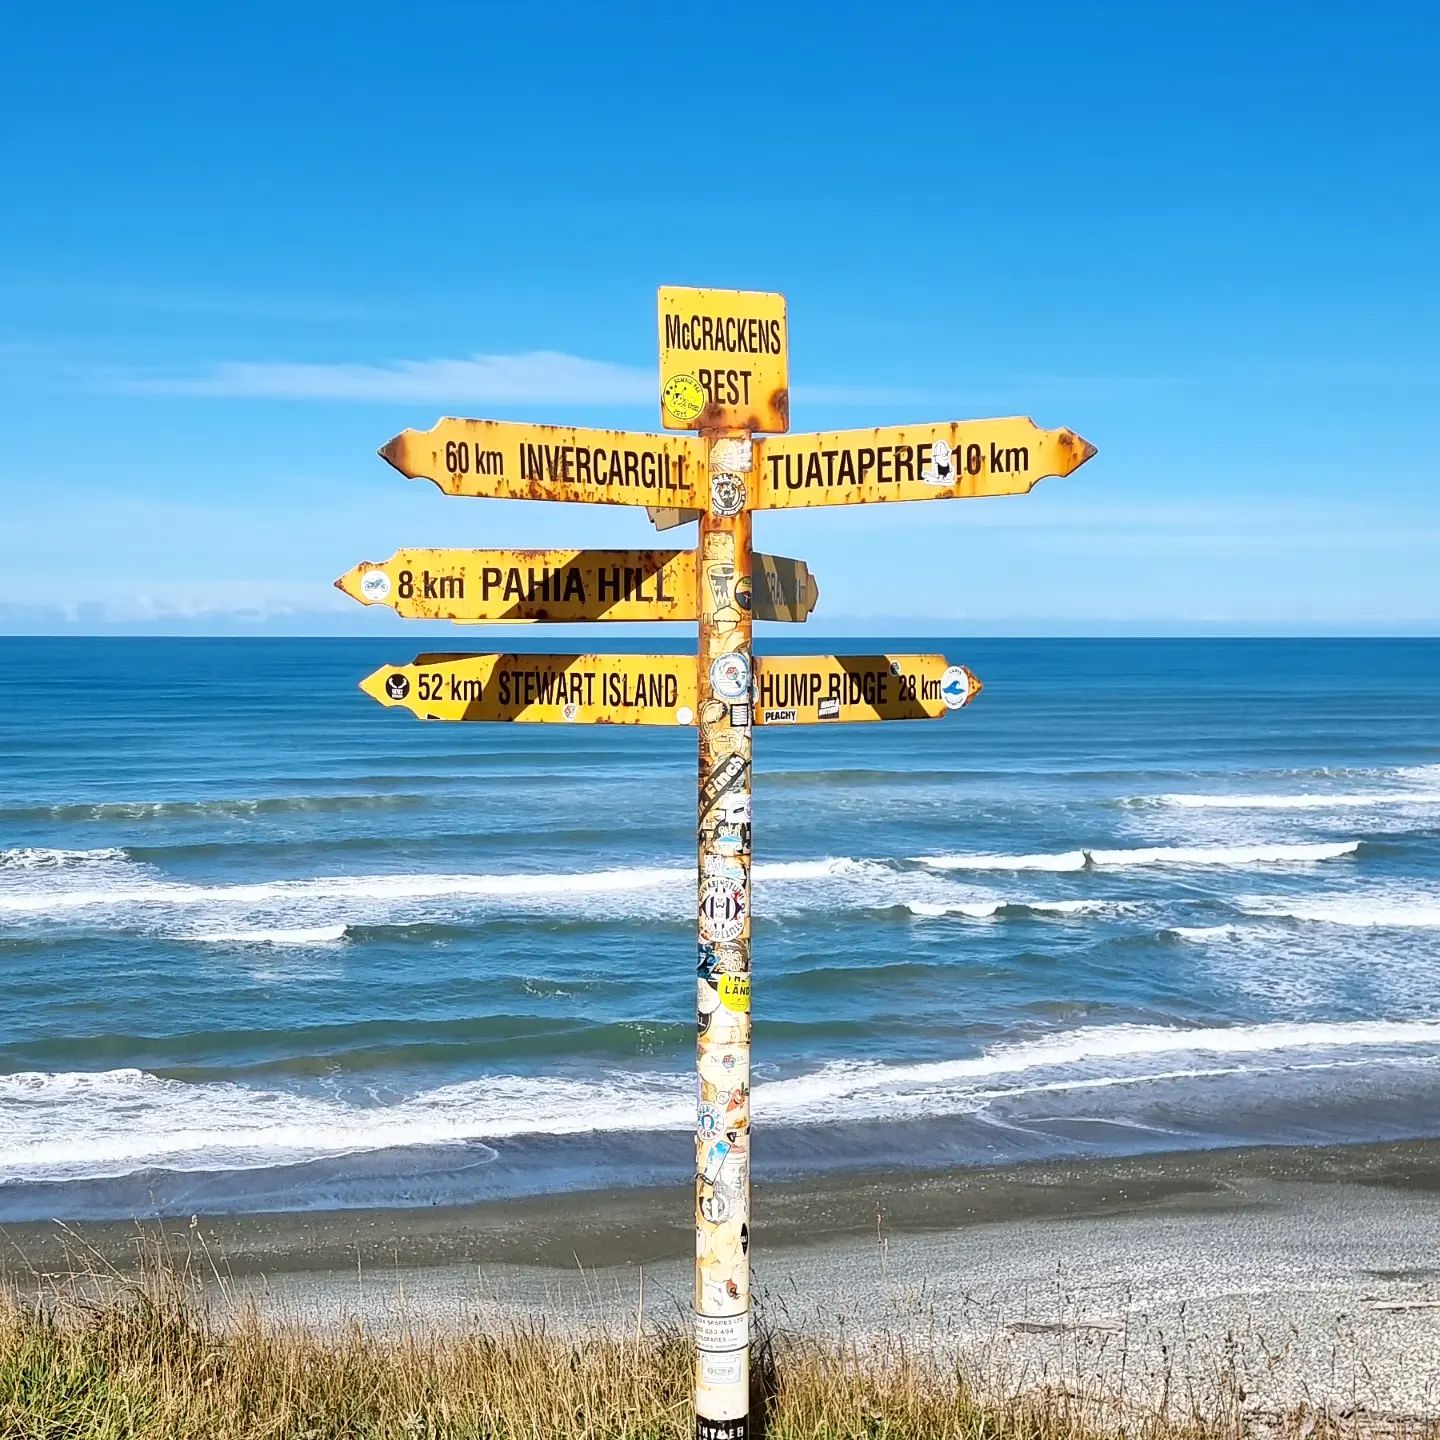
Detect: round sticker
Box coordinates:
(676, 706, 694, 726)
(699, 876, 746, 941)
(718, 973, 750, 1014)
(662, 373, 706, 423)
(384, 673, 410, 700)
(709, 652, 751, 701)
(360, 570, 391, 602)
(696, 1101, 724, 1138)
(562, 702, 579, 722)
(734, 576, 752, 611)
(940, 664, 977, 711)
(710, 474, 746, 516)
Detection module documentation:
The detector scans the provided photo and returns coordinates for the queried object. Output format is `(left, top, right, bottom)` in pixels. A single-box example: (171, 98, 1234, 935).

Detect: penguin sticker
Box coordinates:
(921, 439, 955, 487)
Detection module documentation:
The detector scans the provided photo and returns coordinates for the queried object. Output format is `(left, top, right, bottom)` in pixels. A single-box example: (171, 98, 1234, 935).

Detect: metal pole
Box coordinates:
(694, 431, 754, 1440)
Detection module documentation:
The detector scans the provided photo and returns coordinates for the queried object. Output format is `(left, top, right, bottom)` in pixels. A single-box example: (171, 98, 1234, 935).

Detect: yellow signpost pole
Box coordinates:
(693, 433, 755, 1440)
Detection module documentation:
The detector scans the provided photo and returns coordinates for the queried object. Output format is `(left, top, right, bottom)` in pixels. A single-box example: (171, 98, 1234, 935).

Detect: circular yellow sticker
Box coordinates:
(662, 373, 706, 423)
(718, 973, 750, 1014)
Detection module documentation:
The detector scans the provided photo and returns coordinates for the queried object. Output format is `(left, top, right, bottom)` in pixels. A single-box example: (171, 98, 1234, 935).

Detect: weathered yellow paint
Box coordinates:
(658, 286, 788, 434)
(756, 418, 1096, 509)
(379, 419, 707, 508)
(752, 655, 981, 724)
(336, 549, 819, 624)
(359, 653, 698, 724)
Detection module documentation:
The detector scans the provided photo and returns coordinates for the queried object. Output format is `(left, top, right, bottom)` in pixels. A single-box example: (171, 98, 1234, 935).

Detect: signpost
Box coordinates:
(337, 548, 819, 625)
(341, 287, 1095, 1440)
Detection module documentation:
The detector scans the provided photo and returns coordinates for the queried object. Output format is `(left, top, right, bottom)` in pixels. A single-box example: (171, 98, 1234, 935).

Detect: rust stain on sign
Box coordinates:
(359, 653, 699, 725)
(658, 286, 789, 435)
(752, 655, 981, 724)
(336, 549, 819, 625)
(756, 418, 1095, 509)
(380, 419, 707, 508)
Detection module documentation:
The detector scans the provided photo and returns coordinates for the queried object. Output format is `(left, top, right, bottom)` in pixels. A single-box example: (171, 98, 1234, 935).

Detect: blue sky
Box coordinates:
(2, 1, 1437, 636)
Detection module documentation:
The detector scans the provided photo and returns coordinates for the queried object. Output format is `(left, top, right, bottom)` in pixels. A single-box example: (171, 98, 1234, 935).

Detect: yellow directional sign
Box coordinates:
(360, 653, 699, 724)
(756, 417, 1095, 509)
(751, 655, 981, 724)
(659, 286, 788, 434)
(337, 549, 818, 624)
(380, 419, 706, 508)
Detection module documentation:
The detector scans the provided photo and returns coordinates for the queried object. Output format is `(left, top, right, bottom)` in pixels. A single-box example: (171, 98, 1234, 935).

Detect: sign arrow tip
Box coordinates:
(377, 434, 410, 474)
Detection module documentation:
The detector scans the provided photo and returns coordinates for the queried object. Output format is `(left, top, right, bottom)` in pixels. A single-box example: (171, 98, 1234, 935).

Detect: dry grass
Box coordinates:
(0, 1244, 1434, 1440)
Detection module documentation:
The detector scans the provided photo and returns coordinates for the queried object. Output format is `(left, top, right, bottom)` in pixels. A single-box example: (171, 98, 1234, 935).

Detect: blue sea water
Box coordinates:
(0, 636, 1437, 1221)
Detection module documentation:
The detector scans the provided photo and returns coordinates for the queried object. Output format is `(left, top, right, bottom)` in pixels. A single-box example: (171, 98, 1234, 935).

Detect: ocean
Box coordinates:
(1, 636, 1437, 1222)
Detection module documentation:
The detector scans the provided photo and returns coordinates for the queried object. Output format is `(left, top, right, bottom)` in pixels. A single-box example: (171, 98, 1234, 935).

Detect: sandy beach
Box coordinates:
(7, 1139, 1438, 1421)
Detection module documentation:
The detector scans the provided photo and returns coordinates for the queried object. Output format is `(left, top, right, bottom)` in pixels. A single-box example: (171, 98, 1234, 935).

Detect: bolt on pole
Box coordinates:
(694, 431, 755, 1440)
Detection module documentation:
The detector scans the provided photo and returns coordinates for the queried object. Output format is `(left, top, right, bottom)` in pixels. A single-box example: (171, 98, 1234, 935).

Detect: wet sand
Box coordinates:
(5, 1139, 1439, 1418)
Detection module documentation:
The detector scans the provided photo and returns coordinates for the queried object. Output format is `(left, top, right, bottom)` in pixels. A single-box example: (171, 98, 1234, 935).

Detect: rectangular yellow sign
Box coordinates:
(360, 653, 698, 725)
(380, 420, 706, 508)
(756, 418, 1096, 509)
(658, 286, 788, 434)
(337, 550, 818, 624)
(751, 656, 980, 724)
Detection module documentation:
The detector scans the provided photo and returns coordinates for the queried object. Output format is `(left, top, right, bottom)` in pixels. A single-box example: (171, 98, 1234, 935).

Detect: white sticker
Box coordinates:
(360, 570, 392, 601)
(710, 438, 753, 474)
(699, 876, 746, 941)
(677, 706, 694, 726)
(709, 652, 750, 701)
(562, 702, 579, 722)
(700, 1349, 745, 1387)
(700, 1190, 733, 1225)
(700, 1138, 731, 1184)
(940, 665, 975, 710)
(697, 978, 722, 1014)
(921, 438, 955, 486)
(695, 1309, 749, 1353)
(710, 474, 746, 516)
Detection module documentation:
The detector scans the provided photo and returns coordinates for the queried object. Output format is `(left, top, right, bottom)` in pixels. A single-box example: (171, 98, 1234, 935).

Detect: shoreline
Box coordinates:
(4, 1135, 1437, 1275)
(6, 1137, 1439, 1418)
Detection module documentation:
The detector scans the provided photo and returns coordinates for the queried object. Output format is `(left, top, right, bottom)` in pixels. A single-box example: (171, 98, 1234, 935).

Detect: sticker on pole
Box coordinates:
(695, 1309, 749, 1353)
(709, 652, 751, 701)
(699, 877, 747, 941)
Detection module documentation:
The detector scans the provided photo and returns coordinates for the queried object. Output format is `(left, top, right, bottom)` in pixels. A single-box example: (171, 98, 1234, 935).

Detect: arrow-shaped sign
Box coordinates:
(360, 653, 979, 725)
(757, 418, 1094, 509)
(380, 420, 707, 508)
(751, 656, 980, 723)
(336, 549, 819, 624)
(360, 653, 698, 724)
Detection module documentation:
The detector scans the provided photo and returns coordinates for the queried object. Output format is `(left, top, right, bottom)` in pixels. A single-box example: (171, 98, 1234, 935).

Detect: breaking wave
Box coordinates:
(4, 1018, 1437, 1184)
(916, 841, 1361, 871)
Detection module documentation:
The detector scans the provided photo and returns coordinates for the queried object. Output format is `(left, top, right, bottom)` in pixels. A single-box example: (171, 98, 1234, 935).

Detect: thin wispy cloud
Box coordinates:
(117, 351, 657, 405)
(112, 351, 948, 409)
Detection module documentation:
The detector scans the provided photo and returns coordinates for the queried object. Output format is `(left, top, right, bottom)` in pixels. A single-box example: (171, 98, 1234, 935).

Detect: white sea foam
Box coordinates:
(917, 841, 1359, 872)
(187, 925, 349, 946)
(917, 851, 1090, 872)
(906, 899, 1114, 919)
(1151, 791, 1440, 810)
(1168, 924, 1246, 942)
(4, 1019, 1436, 1183)
(0, 865, 695, 915)
(1240, 896, 1440, 928)
(0, 847, 129, 871)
